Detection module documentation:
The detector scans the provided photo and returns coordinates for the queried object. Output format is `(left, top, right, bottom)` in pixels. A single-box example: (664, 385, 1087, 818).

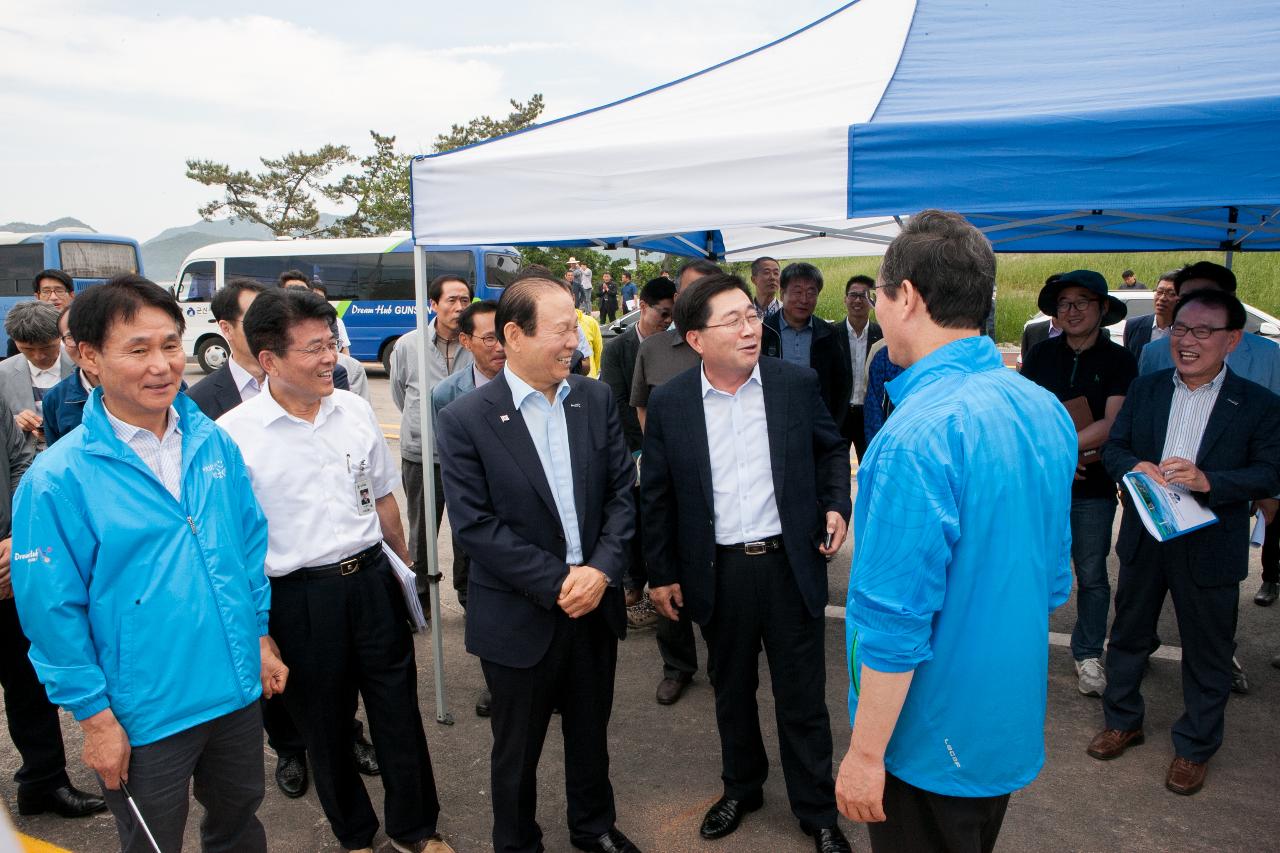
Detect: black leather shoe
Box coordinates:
(476, 688, 491, 718)
(655, 674, 692, 706)
(574, 827, 640, 853)
(275, 753, 308, 798)
(1256, 581, 1279, 606)
(352, 731, 380, 776)
(1231, 657, 1250, 695)
(699, 792, 764, 839)
(17, 784, 107, 818)
(808, 826, 852, 853)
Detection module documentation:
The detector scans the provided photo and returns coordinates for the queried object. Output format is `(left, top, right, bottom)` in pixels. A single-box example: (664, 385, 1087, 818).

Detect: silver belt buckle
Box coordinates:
(744, 541, 767, 556)
(339, 557, 360, 576)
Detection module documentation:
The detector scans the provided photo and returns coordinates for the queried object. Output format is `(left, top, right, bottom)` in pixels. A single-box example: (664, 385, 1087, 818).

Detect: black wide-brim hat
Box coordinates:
(1037, 269, 1127, 326)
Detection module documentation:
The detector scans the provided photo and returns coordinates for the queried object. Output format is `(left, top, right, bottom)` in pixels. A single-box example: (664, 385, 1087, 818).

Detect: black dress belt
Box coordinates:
(717, 535, 784, 556)
(277, 542, 382, 581)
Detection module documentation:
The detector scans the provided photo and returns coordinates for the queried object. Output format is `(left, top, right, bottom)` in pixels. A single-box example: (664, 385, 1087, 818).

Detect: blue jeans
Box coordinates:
(1071, 497, 1117, 661)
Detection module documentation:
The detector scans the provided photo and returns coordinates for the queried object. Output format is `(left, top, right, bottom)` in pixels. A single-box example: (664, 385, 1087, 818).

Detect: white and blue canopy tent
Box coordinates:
(407, 0, 1280, 719)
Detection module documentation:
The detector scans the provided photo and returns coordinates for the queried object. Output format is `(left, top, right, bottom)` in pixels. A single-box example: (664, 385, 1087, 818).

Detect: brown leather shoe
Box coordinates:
(1165, 756, 1207, 795)
(1086, 728, 1145, 760)
(655, 675, 692, 705)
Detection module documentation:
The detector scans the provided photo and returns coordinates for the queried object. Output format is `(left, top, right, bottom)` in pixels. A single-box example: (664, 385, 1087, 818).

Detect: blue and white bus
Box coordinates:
(173, 234, 522, 372)
(0, 229, 143, 349)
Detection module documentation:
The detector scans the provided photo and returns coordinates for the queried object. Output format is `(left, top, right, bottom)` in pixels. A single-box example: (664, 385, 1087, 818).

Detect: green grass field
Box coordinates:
(797, 252, 1280, 344)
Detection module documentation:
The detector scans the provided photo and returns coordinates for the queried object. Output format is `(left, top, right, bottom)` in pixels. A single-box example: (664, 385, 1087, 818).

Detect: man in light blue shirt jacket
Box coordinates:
(11, 276, 285, 853)
(836, 212, 1076, 852)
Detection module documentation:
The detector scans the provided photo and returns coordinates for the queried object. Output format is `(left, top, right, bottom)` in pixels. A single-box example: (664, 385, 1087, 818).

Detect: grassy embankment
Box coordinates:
(797, 252, 1280, 345)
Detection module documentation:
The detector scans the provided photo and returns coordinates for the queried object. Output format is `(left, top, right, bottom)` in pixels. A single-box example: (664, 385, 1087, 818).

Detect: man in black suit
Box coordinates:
(1122, 272, 1178, 361)
(436, 276, 639, 853)
(1088, 289, 1280, 796)
(760, 262, 851, 428)
(642, 273, 853, 853)
(833, 275, 882, 460)
(186, 278, 376, 800)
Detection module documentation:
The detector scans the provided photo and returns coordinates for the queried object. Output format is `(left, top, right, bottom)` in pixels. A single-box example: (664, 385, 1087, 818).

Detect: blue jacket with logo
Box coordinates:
(12, 390, 270, 746)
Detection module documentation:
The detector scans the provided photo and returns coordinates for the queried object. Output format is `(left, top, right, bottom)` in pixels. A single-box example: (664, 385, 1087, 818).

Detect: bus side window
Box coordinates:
(178, 261, 216, 302)
(425, 251, 475, 294)
(484, 253, 519, 291)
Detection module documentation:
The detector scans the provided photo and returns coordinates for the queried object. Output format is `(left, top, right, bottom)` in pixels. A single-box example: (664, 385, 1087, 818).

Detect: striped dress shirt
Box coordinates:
(1161, 366, 1227, 462)
(105, 404, 184, 501)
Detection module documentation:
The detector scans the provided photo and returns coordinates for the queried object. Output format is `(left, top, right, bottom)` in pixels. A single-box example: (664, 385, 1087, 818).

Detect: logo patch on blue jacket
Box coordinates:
(202, 461, 226, 479)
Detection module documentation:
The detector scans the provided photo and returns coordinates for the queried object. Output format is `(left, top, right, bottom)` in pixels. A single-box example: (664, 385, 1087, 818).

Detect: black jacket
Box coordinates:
(1123, 314, 1158, 361)
(599, 325, 643, 452)
(760, 312, 852, 427)
(831, 319, 882, 405)
(436, 372, 635, 668)
(640, 358, 851, 625)
(1104, 367, 1280, 585)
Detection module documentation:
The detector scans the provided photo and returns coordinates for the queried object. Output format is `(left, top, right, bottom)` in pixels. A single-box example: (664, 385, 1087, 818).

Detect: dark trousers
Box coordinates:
(101, 703, 266, 853)
(270, 553, 440, 849)
(841, 405, 867, 462)
(1262, 513, 1280, 583)
(403, 458, 471, 602)
(1103, 540, 1238, 763)
(700, 547, 836, 831)
(0, 599, 69, 796)
(658, 607, 699, 681)
(262, 695, 366, 762)
(868, 771, 1009, 853)
(482, 609, 618, 853)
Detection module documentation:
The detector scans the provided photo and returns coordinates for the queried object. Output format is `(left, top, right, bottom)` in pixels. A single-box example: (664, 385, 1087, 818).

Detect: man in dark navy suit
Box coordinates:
(1089, 289, 1280, 796)
(1122, 272, 1178, 361)
(641, 273, 852, 853)
(436, 276, 639, 853)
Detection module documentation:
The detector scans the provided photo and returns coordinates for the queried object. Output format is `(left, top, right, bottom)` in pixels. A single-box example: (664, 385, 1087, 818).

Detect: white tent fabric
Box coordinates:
(411, 0, 914, 251)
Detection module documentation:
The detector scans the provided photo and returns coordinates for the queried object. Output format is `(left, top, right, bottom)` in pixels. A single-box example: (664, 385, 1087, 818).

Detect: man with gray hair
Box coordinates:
(0, 301, 74, 453)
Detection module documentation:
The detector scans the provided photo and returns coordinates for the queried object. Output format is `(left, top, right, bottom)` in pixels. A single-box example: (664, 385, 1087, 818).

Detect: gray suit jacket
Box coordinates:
(0, 353, 75, 452)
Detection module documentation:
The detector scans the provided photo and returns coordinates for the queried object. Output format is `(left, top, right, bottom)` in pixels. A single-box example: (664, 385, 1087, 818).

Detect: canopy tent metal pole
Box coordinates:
(413, 243, 452, 725)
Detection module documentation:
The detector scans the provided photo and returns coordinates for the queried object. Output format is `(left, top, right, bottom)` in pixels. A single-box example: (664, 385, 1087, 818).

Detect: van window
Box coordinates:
(179, 261, 216, 302)
(484, 253, 520, 290)
(0, 244, 43, 296)
(1125, 296, 1154, 317)
(424, 251, 476, 294)
(59, 241, 138, 279)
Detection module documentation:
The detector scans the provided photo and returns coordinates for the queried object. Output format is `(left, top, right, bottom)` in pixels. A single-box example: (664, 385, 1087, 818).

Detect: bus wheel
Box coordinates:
(196, 336, 230, 374)
(380, 338, 399, 375)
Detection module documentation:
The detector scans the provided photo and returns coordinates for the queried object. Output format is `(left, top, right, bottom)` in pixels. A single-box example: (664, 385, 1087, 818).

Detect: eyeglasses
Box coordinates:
(290, 341, 340, 358)
(60, 333, 75, 346)
(845, 290, 875, 304)
(1170, 323, 1229, 340)
(705, 309, 765, 332)
(1056, 299, 1098, 314)
(38, 287, 70, 298)
(468, 334, 501, 348)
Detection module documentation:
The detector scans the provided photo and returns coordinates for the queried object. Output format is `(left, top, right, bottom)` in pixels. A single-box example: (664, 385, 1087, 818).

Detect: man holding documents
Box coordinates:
(1022, 270, 1136, 697)
(1090, 289, 1280, 796)
(218, 289, 452, 853)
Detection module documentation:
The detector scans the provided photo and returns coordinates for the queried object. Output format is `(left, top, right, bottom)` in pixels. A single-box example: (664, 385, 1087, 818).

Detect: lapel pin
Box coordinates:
(1229, 397, 1240, 406)
(569, 402, 582, 408)
(500, 414, 510, 422)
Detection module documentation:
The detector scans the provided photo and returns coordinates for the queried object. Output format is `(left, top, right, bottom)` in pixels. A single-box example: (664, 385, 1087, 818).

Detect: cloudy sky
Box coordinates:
(1, 0, 843, 241)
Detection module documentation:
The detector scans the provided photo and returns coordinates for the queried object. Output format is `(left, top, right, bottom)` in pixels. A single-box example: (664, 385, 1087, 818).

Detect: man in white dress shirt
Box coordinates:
(217, 289, 452, 853)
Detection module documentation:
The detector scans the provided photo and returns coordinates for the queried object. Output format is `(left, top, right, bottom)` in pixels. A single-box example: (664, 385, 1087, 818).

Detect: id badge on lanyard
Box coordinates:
(348, 454, 375, 515)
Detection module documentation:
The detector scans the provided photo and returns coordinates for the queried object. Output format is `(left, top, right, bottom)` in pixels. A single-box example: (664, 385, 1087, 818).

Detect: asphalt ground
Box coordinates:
(5, 364, 1279, 852)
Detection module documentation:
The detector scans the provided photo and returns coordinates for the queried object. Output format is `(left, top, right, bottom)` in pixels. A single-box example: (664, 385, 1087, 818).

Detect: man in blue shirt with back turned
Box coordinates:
(836, 211, 1076, 853)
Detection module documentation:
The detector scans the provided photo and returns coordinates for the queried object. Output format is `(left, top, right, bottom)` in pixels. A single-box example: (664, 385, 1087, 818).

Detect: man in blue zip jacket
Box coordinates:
(11, 275, 287, 853)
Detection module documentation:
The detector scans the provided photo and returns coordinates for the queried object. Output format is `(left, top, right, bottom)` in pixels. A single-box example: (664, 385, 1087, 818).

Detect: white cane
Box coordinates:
(119, 779, 163, 853)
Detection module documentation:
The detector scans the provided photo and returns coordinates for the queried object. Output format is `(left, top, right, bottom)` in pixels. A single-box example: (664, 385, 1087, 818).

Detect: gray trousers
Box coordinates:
(101, 702, 266, 853)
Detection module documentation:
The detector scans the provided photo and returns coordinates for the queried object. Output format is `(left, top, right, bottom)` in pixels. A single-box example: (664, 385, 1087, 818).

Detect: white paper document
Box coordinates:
(1122, 472, 1218, 543)
(1251, 510, 1266, 548)
(382, 544, 428, 631)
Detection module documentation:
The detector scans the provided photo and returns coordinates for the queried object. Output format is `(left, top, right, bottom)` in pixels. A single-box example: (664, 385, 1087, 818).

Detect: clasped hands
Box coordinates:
(559, 564, 608, 617)
(1133, 457, 1209, 493)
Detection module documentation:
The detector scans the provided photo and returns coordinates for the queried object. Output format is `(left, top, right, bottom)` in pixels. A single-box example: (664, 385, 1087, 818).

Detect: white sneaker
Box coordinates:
(1076, 658, 1106, 697)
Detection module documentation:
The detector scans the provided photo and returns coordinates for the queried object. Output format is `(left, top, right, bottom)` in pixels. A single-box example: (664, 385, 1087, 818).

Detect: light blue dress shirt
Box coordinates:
(847, 336, 1076, 797)
(779, 317, 814, 366)
(505, 365, 583, 564)
(700, 364, 783, 544)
